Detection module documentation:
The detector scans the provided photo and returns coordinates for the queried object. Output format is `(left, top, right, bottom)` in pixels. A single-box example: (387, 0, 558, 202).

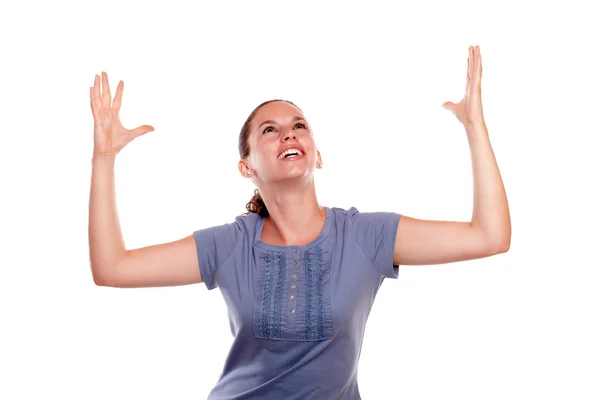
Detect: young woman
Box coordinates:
(88, 45, 510, 399)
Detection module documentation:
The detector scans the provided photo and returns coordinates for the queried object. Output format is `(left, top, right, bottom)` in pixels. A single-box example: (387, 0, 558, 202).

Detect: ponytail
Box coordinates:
(245, 188, 269, 217)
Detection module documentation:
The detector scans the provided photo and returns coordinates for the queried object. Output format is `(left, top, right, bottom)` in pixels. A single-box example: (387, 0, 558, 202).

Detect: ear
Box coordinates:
(238, 159, 253, 178)
(316, 150, 323, 168)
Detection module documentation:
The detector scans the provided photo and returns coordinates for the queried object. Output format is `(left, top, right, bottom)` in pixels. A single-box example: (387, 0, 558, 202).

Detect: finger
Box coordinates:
(472, 46, 475, 80)
(466, 57, 470, 84)
(476, 46, 482, 82)
(93, 74, 102, 109)
(474, 46, 479, 83)
(112, 80, 124, 110)
(468, 46, 473, 81)
(101, 71, 111, 108)
(90, 86, 94, 113)
(130, 125, 155, 139)
(442, 101, 455, 111)
(92, 75, 103, 114)
(90, 87, 98, 118)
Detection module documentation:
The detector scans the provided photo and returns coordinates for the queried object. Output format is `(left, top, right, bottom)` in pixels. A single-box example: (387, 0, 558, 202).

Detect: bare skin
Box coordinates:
(238, 101, 326, 247)
(88, 44, 510, 289)
(88, 72, 199, 287)
(237, 45, 511, 267)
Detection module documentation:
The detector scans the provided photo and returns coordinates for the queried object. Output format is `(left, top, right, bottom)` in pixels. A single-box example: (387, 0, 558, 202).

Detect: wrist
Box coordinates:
(92, 151, 117, 163)
(465, 120, 488, 139)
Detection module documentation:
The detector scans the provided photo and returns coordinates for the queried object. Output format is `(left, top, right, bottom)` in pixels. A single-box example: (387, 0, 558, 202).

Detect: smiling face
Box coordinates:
(239, 100, 322, 184)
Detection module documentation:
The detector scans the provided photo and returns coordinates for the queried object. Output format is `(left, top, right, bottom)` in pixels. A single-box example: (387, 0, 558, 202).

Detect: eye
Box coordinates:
(294, 122, 307, 129)
(262, 125, 276, 134)
(262, 121, 307, 134)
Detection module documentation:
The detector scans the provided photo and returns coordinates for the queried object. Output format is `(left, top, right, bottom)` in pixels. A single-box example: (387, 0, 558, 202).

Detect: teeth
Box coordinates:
(278, 148, 303, 159)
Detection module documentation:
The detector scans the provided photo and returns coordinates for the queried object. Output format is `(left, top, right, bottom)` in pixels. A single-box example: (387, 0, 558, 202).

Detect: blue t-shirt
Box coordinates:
(193, 206, 402, 399)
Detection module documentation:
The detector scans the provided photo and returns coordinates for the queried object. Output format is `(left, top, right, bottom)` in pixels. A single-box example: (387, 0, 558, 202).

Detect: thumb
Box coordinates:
(131, 125, 155, 139)
(442, 101, 455, 111)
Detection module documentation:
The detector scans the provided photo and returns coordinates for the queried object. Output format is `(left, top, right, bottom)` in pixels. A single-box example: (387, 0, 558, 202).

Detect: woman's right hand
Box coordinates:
(90, 72, 154, 158)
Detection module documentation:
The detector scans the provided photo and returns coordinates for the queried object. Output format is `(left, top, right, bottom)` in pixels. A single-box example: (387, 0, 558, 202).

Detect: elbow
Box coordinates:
(496, 222, 512, 254)
(472, 220, 511, 256)
(496, 241, 510, 254)
(91, 251, 128, 287)
(489, 235, 511, 254)
(91, 262, 117, 287)
(91, 266, 110, 286)
(94, 274, 110, 287)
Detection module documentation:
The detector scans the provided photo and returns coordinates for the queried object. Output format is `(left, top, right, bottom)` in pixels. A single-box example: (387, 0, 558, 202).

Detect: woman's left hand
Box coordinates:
(443, 45, 485, 129)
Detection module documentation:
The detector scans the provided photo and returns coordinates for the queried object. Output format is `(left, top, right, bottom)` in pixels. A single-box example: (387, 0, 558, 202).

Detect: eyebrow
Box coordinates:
(257, 116, 306, 129)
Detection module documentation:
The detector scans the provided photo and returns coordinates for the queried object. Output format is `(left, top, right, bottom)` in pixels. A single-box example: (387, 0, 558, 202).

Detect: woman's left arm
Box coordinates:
(393, 45, 511, 266)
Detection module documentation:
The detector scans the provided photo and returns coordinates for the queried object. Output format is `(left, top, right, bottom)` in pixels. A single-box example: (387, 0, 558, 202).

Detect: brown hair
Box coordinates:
(239, 99, 303, 217)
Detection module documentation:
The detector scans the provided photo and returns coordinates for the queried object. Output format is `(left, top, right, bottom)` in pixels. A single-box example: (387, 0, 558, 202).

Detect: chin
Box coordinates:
(271, 165, 314, 183)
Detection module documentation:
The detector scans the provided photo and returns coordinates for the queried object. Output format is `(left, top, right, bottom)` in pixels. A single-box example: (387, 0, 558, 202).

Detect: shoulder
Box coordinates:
(329, 206, 401, 229)
(328, 205, 401, 246)
(192, 212, 262, 258)
(192, 212, 263, 290)
(327, 205, 359, 224)
(331, 205, 401, 256)
(231, 211, 262, 232)
(194, 212, 260, 236)
(330, 206, 401, 279)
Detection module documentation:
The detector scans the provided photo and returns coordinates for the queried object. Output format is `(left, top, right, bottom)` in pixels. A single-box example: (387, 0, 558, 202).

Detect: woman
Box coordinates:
(89, 45, 510, 399)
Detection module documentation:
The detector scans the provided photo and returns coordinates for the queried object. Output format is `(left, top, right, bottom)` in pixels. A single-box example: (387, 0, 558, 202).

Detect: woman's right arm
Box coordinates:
(88, 72, 202, 288)
(89, 156, 202, 288)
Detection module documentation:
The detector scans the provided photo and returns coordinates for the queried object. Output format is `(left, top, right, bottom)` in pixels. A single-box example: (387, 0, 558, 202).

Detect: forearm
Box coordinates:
(88, 154, 127, 283)
(467, 123, 511, 250)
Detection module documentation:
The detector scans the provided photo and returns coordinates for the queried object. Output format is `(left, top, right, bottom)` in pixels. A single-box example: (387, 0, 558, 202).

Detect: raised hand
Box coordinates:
(442, 45, 485, 129)
(90, 72, 154, 158)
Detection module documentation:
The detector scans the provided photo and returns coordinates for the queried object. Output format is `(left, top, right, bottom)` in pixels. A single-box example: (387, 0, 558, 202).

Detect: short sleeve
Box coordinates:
(193, 221, 242, 290)
(351, 210, 402, 279)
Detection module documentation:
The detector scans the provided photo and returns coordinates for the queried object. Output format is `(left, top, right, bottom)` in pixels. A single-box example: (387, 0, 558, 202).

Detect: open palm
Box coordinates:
(443, 45, 484, 128)
(90, 72, 154, 158)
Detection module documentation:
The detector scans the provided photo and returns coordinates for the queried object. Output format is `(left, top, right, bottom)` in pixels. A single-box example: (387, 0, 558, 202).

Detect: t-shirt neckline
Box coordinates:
(253, 206, 332, 253)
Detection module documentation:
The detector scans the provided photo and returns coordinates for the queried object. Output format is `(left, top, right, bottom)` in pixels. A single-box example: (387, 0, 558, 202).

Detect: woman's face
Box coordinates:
(242, 101, 321, 184)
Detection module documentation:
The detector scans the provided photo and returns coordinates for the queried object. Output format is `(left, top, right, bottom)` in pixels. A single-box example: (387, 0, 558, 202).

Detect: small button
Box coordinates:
(290, 308, 295, 314)
(292, 260, 298, 266)
(293, 248, 297, 252)
(291, 284, 296, 289)
(290, 295, 295, 301)
(292, 274, 297, 280)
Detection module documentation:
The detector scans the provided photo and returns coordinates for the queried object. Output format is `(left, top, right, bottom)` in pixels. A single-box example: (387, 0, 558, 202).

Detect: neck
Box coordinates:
(257, 180, 325, 246)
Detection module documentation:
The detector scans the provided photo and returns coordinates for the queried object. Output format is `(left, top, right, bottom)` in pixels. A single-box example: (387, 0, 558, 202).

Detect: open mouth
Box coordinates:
(278, 148, 304, 160)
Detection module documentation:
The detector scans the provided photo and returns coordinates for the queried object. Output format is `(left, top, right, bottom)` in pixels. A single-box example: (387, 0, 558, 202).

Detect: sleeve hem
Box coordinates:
(383, 213, 402, 279)
(354, 212, 402, 279)
(193, 230, 217, 290)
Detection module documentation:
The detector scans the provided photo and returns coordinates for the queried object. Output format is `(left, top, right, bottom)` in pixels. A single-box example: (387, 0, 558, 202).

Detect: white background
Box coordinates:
(1, 0, 599, 399)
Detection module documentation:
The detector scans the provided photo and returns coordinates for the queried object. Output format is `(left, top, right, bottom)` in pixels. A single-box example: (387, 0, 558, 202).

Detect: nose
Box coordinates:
(281, 130, 297, 142)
